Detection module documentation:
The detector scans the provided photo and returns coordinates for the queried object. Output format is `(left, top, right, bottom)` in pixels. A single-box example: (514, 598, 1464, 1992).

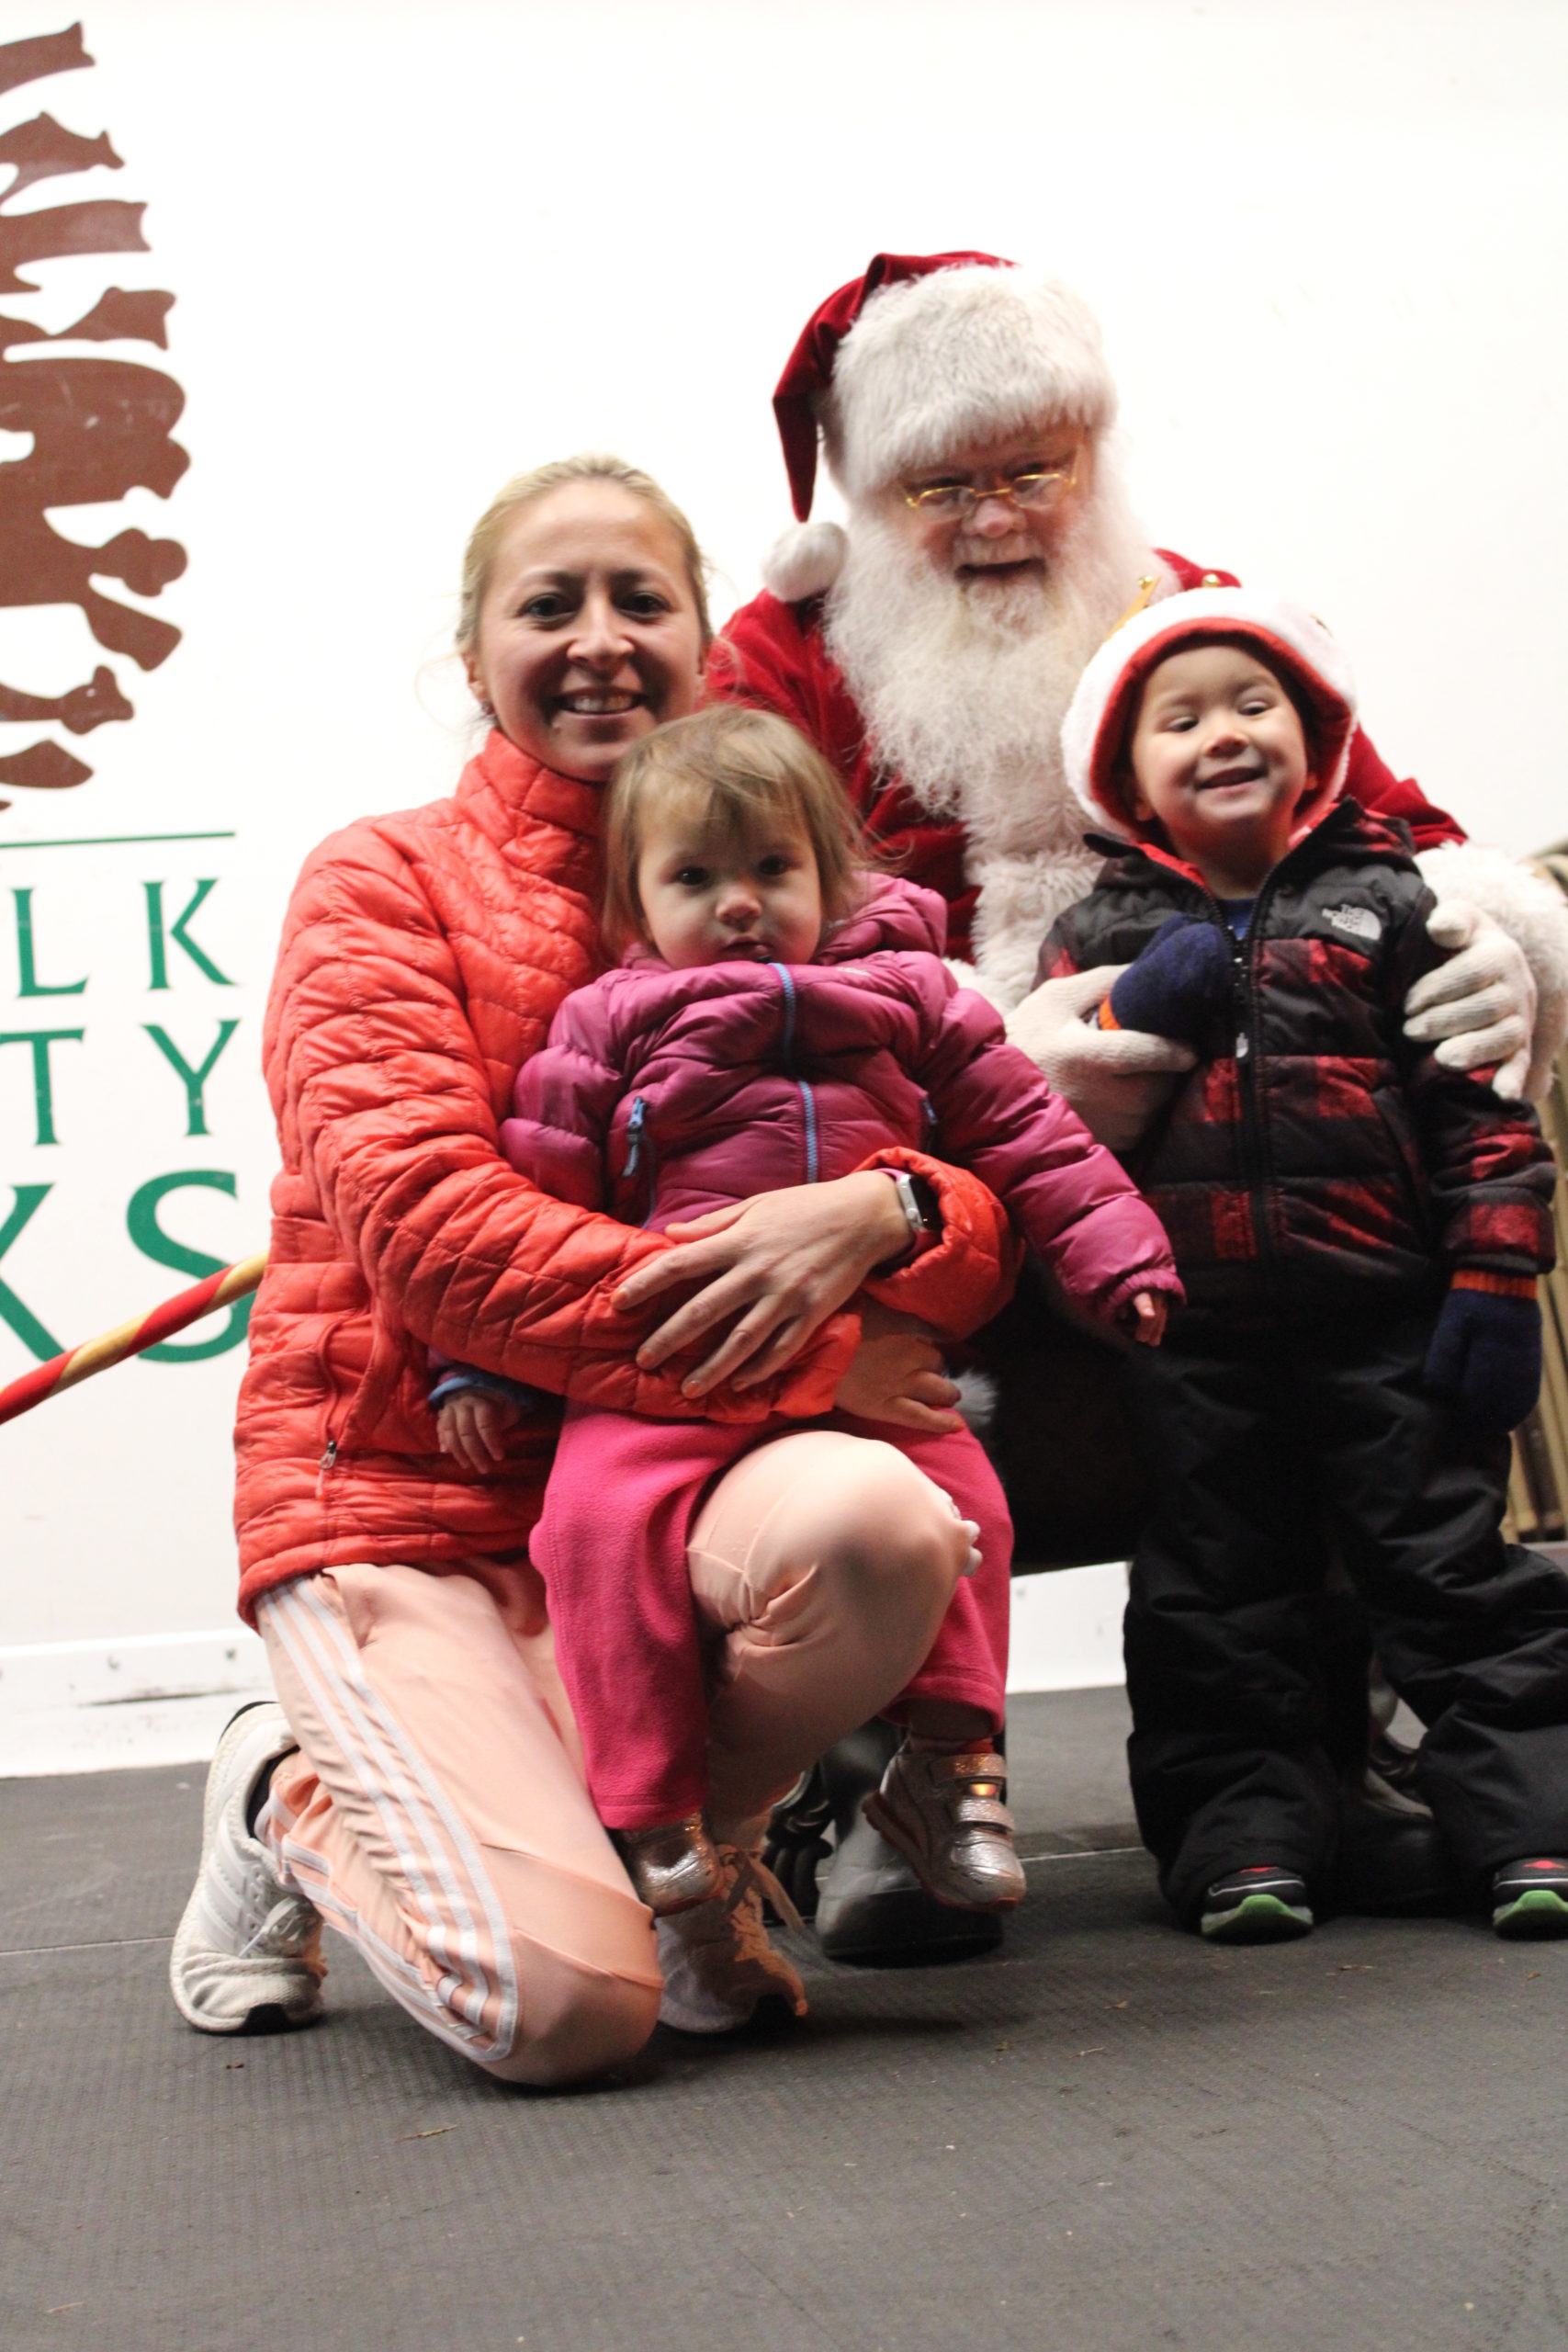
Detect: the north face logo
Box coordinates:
(1325, 904, 1382, 944)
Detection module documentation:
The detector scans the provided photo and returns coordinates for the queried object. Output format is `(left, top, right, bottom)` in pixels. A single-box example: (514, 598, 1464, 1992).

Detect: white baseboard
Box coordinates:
(0, 1565, 1127, 1779)
(1006, 1561, 1127, 1695)
(0, 1629, 276, 1778)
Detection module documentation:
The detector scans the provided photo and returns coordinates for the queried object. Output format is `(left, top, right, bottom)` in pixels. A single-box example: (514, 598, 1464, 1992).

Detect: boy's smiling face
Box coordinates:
(1125, 640, 1312, 896)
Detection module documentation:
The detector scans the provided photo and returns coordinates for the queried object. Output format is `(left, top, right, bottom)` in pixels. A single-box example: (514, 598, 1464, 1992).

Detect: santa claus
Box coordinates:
(707, 250, 1568, 1956)
(710, 250, 1567, 1124)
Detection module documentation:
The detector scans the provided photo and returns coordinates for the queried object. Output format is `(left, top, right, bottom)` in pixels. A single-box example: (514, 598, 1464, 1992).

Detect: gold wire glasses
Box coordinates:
(901, 451, 1081, 517)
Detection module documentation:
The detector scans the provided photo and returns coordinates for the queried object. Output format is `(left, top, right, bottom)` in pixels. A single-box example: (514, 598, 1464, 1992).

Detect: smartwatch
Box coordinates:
(885, 1166, 939, 1253)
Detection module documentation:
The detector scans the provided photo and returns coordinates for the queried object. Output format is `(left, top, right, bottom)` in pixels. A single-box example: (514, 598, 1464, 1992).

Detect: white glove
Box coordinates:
(1006, 966, 1196, 1150)
(1403, 902, 1537, 1101)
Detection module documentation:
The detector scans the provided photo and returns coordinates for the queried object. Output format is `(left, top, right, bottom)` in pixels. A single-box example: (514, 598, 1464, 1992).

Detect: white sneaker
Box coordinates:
(170, 1702, 325, 2033)
(656, 1844, 807, 2034)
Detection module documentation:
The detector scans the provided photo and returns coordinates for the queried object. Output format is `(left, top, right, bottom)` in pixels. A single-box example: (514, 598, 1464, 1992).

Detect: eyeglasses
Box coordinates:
(900, 452, 1081, 517)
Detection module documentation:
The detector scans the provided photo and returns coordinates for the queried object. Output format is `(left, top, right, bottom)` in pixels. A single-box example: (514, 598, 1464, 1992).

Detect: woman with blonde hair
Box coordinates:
(170, 456, 1018, 2079)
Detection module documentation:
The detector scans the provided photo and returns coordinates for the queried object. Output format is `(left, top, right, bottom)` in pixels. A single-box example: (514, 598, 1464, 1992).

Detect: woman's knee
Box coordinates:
(803, 1440, 975, 1612)
(468, 1952, 661, 2088)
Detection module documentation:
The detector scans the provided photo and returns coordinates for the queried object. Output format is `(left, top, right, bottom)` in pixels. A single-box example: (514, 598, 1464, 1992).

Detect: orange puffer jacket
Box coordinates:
(234, 731, 1018, 1623)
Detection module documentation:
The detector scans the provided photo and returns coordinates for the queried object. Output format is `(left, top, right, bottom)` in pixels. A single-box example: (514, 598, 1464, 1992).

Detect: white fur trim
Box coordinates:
(950, 1364, 998, 1437)
(969, 844, 1103, 1015)
(1417, 842, 1568, 997)
(943, 953, 993, 1000)
(761, 519, 848, 604)
(1417, 842, 1568, 1091)
(1059, 587, 1359, 834)
(822, 266, 1116, 502)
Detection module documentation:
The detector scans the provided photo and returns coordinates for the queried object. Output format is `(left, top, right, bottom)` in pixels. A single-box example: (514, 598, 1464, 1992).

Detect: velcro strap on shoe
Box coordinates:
(953, 1793, 1015, 1831)
(938, 1748, 1008, 1782)
(936, 1752, 1013, 1831)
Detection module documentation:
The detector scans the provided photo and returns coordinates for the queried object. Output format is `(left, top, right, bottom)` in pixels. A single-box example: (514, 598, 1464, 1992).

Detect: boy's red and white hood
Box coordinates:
(1060, 586, 1360, 852)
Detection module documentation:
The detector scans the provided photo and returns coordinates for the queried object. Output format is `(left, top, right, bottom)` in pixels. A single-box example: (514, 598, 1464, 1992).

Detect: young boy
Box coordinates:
(1045, 586, 1568, 1944)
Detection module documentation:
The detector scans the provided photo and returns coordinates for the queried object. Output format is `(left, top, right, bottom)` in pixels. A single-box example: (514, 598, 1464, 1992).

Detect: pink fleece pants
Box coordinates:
(254, 1421, 986, 2086)
(531, 1405, 1013, 1826)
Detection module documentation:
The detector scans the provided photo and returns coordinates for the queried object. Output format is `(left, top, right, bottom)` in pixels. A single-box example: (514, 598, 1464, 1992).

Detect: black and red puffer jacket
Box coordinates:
(1038, 799, 1557, 1315)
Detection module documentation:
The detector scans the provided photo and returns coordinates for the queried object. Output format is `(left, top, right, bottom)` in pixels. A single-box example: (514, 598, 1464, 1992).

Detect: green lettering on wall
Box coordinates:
(143, 879, 235, 989)
(143, 1020, 241, 1137)
(12, 889, 87, 998)
(0, 1182, 62, 1360)
(126, 1170, 252, 1362)
(0, 1028, 85, 1146)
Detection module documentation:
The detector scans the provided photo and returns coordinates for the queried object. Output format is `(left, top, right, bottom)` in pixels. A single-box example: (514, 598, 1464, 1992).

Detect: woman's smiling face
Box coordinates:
(464, 481, 706, 784)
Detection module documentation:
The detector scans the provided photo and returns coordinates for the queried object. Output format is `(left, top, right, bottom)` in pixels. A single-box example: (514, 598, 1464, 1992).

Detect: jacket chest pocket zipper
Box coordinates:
(623, 1095, 657, 1222)
(624, 1094, 647, 1178)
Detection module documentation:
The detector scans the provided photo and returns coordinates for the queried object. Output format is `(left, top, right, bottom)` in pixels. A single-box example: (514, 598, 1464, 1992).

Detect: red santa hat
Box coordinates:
(1060, 586, 1359, 843)
(762, 252, 1119, 603)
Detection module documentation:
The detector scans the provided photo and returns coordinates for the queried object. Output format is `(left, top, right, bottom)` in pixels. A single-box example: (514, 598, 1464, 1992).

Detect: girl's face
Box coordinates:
(464, 481, 705, 786)
(636, 797, 824, 970)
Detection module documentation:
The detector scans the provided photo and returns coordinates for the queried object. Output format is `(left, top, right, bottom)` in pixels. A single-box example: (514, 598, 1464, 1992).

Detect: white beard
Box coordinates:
(823, 464, 1155, 1011)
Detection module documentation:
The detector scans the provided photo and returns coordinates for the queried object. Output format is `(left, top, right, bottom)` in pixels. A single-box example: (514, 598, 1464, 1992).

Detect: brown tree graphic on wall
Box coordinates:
(0, 23, 187, 810)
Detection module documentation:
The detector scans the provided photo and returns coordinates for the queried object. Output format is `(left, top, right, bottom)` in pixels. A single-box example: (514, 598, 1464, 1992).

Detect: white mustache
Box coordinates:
(824, 464, 1152, 828)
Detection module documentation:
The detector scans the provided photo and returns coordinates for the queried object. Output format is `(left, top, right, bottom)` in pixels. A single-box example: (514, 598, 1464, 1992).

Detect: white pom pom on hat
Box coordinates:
(1060, 587, 1360, 840)
(761, 519, 849, 602)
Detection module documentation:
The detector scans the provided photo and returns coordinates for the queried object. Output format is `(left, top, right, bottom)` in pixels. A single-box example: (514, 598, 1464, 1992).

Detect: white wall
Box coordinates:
(2, 0, 1565, 1764)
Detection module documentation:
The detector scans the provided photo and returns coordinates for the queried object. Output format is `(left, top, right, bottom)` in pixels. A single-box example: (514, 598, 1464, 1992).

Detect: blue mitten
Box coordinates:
(1104, 913, 1232, 1049)
(1423, 1283, 1542, 1437)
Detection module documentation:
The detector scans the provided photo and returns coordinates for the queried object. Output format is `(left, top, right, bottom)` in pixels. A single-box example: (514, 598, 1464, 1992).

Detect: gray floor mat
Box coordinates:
(5, 1688, 1565, 2352)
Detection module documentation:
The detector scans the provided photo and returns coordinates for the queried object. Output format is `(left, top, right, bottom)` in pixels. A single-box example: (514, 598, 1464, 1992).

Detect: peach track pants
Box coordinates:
(255, 1426, 981, 2086)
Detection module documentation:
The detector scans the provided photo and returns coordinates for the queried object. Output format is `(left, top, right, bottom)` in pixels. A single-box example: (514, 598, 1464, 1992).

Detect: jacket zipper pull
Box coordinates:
(1228, 924, 1251, 1058)
(624, 1095, 646, 1179)
(315, 1437, 338, 1498)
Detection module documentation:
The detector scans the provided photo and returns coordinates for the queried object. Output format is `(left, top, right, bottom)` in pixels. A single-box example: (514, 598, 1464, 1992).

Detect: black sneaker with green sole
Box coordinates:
(1200, 1865, 1314, 1943)
(1492, 1858, 1568, 1940)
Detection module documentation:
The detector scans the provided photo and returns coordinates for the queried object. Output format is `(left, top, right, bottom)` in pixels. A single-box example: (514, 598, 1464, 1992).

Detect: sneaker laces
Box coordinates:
(238, 1889, 321, 1961)
(722, 1846, 804, 1939)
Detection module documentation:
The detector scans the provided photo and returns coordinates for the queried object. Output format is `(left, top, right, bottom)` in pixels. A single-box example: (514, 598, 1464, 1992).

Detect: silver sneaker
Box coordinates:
(615, 1815, 724, 1915)
(862, 1742, 1026, 1912)
(170, 1702, 325, 2033)
(657, 1844, 807, 2033)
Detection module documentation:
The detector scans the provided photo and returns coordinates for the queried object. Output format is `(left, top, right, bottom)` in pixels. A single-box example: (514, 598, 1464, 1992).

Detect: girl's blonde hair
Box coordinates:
(456, 454, 713, 656)
(602, 705, 869, 956)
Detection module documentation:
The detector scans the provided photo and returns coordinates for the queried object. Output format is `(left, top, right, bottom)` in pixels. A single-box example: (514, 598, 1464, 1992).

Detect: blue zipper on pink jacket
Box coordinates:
(773, 964, 819, 1182)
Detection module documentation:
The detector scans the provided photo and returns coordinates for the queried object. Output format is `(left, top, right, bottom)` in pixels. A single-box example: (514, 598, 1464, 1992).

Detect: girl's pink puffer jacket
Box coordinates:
(503, 877, 1179, 1330)
(238, 737, 1020, 1622)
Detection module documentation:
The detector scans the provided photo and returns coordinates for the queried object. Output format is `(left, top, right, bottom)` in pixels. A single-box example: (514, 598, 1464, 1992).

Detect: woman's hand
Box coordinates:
(834, 1299, 964, 1433)
(614, 1170, 911, 1396)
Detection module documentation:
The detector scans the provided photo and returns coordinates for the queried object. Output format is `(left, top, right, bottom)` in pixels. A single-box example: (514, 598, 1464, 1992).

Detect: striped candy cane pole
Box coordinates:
(0, 1252, 267, 1430)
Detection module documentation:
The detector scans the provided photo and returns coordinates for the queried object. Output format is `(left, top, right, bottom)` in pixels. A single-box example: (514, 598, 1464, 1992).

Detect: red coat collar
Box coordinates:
(457, 726, 606, 847)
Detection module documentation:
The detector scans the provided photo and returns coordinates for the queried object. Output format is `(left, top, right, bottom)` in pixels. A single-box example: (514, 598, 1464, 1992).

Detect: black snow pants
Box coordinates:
(1120, 1306, 1568, 1925)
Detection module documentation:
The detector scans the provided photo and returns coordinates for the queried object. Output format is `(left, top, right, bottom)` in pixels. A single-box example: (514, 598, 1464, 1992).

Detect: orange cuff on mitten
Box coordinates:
(1450, 1270, 1540, 1300)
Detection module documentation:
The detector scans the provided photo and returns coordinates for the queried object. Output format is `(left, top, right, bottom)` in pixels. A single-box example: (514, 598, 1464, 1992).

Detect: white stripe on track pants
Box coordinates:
(255, 1425, 975, 2084)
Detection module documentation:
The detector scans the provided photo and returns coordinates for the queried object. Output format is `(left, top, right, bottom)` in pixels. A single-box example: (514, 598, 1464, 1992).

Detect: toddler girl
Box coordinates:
(434, 705, 1179, 1922)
